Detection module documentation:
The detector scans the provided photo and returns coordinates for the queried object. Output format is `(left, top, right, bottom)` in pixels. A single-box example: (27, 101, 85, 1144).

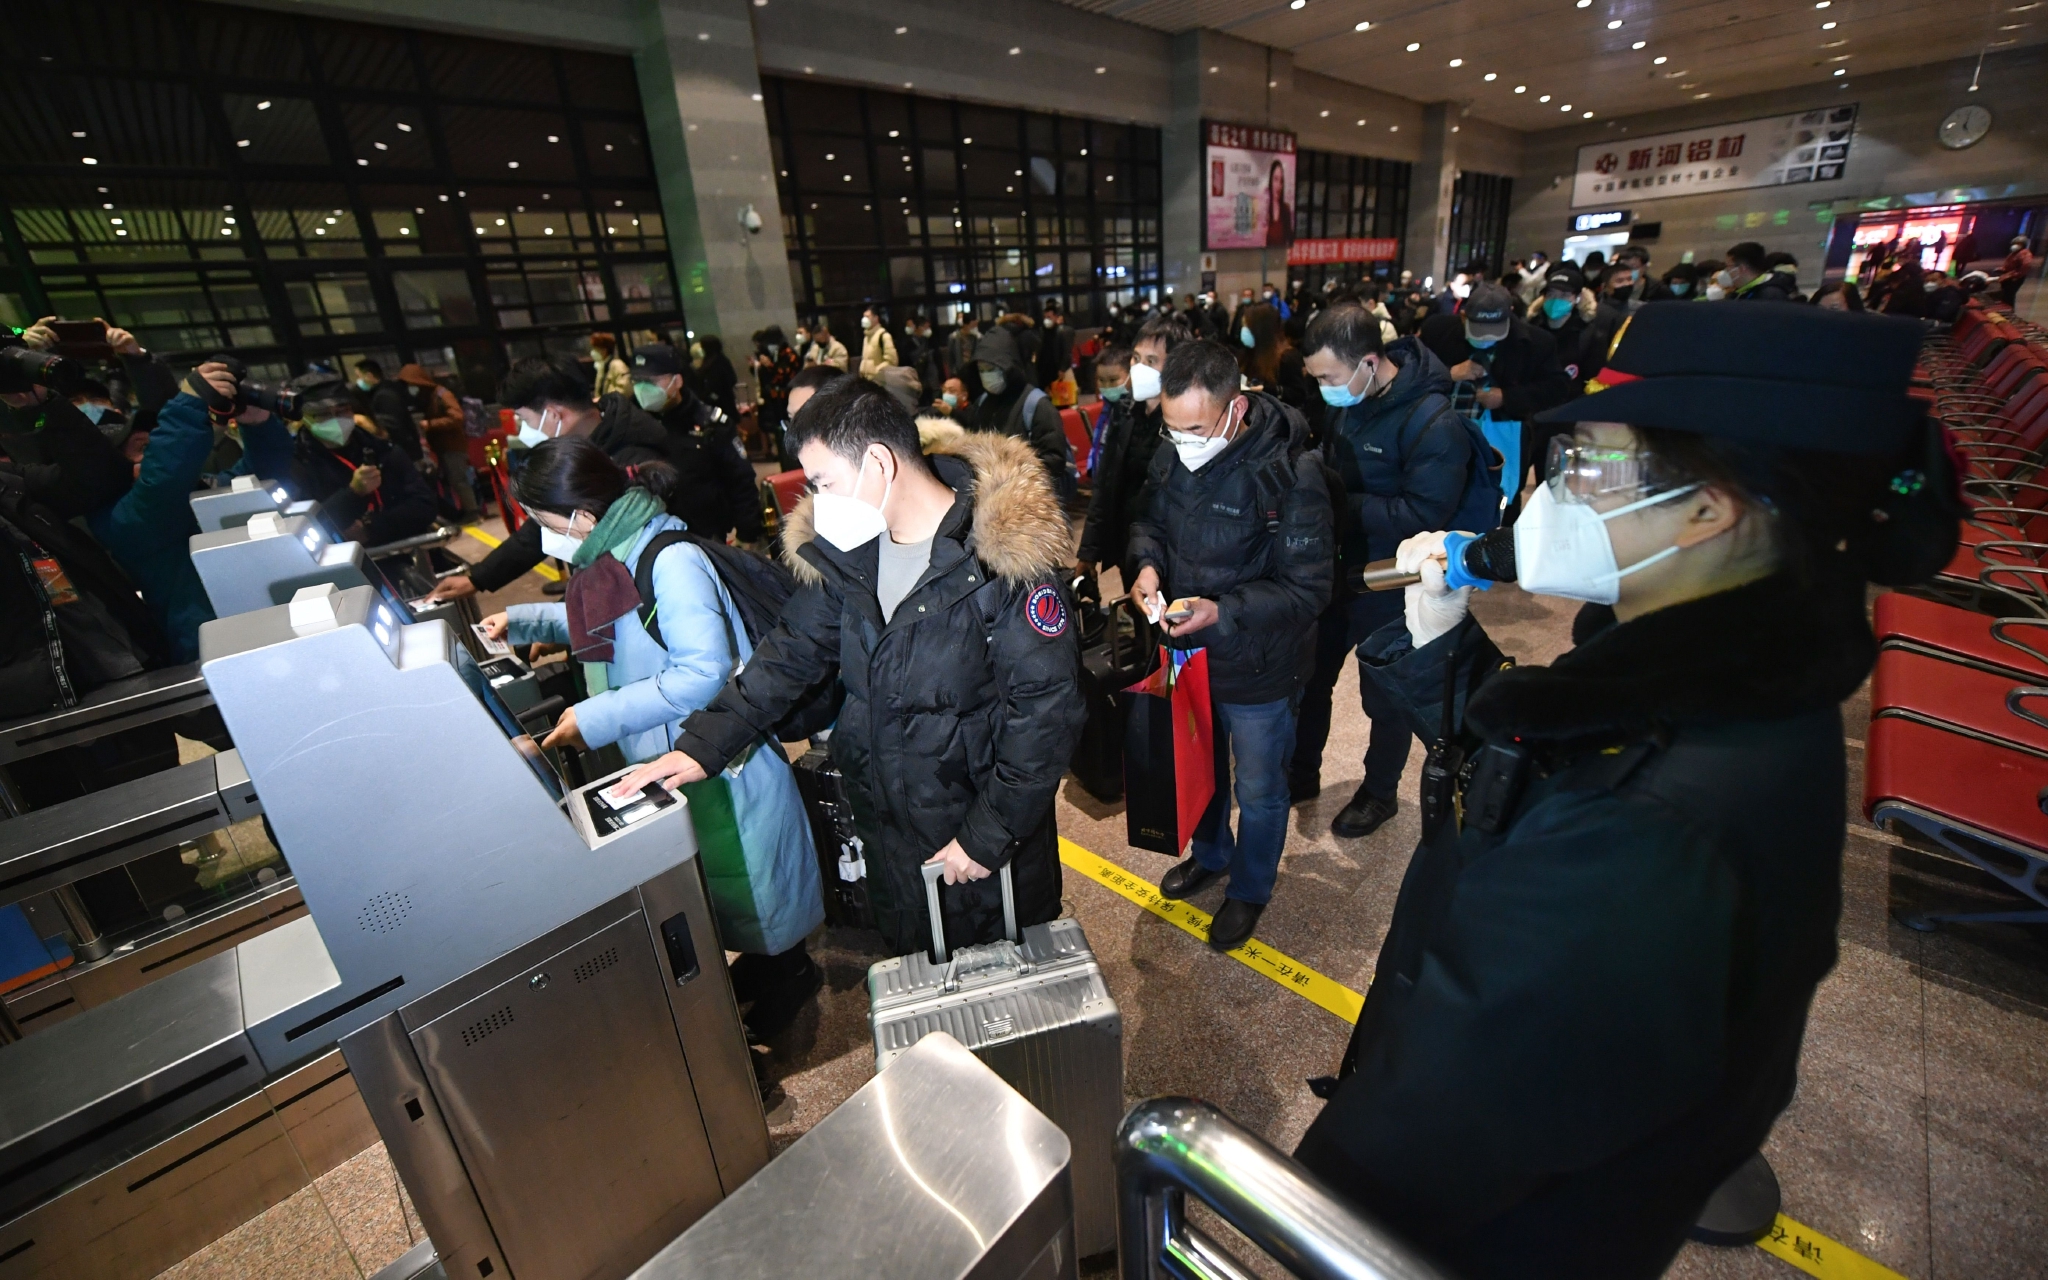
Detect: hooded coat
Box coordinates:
(1123, 392, 1334, 706)
(1296, 570, 1869, 1279)
(672, 422, 1085, 955)
(964, 323, 1070, 488)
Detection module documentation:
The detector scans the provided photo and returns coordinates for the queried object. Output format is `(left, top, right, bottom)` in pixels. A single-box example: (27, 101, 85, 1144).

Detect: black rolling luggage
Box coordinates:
(792, 743, 875, 929)
(1069, 598, 1156, 803)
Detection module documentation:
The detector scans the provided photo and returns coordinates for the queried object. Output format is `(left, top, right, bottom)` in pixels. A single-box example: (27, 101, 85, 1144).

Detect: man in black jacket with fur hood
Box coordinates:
(615, 380, 1085, 957)
(1126, 340, 1334, 951)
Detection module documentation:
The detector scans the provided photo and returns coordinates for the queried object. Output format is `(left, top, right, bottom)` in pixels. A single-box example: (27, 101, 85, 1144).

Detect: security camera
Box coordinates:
(739, 204, 763, 234)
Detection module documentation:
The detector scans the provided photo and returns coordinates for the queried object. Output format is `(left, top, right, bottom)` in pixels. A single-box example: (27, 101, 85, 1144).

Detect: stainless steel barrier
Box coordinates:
(1115, 1098, 1452, 1280)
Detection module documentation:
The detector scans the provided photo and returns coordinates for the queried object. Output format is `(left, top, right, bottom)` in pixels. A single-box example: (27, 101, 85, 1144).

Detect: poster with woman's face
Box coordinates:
(1204, 121, 1295, 250)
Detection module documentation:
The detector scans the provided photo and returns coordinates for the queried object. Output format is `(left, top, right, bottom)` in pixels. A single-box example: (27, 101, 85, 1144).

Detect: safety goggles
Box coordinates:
(1544, 435, 1667, 504)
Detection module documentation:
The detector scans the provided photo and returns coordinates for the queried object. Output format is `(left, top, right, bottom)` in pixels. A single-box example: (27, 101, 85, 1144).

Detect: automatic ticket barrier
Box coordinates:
(188, 474, 306, 533)
(1, 584, 764, 1279)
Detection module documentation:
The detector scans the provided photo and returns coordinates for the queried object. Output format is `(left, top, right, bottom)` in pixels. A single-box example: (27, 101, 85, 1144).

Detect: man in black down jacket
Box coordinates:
(619, 380, 1085, 957)
(1297, 305, 1485, 838)
(626, 343, 763, 545)
(964, 321, 1073, 498)
(282, 376, 439, 547)
(424, 355, 671, 603)
(1074, 315, 1192, 583)
(1125, 340, 1333, 951)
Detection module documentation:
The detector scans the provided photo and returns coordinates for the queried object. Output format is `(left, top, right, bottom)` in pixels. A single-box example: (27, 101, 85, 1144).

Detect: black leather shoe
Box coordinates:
(1159, 858, 1224, 900)
(1330, 787, 1398, 838)
(1207, 898, 1264, 952)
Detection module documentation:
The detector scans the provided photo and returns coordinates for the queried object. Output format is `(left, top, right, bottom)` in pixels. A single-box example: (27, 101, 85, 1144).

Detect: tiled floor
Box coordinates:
(153, 539, 2048, 1279)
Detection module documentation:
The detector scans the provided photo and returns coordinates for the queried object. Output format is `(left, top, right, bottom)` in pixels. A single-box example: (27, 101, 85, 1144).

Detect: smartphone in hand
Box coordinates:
(49, 319, 112, 360)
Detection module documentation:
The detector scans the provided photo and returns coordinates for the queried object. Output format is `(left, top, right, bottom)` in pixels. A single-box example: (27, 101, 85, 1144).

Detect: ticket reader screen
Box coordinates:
(454, 645, 565, 802)
(585, 783, 676, 835)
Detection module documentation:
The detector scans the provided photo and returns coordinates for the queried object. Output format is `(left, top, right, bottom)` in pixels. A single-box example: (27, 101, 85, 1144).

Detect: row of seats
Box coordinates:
(1867, 299, 2048, 930)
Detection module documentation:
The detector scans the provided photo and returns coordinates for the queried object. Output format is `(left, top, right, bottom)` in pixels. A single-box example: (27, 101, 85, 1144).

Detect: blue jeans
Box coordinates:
(1190, 697, 1297, 905)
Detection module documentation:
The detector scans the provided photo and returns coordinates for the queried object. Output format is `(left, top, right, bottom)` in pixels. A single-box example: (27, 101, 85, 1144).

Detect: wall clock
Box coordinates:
(1938, 105, 1992, 150)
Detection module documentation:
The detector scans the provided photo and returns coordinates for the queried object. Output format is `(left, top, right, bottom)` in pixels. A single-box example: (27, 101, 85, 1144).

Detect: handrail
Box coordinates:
(1116, 1098, 1452, 1280)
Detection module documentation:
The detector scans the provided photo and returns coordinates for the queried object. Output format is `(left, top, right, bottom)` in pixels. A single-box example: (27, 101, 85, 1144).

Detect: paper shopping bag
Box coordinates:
(1119, 646, 1216, 856)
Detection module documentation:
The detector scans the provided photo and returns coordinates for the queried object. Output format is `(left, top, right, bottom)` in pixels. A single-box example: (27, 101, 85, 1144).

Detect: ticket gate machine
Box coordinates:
(188, 474, 305, 533)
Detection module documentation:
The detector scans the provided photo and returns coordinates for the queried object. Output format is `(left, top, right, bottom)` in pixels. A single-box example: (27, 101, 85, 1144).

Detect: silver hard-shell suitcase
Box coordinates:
(868, 862, 1124, 1259)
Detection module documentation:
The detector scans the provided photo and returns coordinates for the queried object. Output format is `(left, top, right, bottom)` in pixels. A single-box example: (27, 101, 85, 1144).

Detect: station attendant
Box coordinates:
(480, 438, 823, 1036)
(1293, 304, 1960, 1279)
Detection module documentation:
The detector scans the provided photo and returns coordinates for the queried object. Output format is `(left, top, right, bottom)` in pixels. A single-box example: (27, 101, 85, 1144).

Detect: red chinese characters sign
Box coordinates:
(1571, 104, 1857, 208)
(1287, 238, 1400, 265)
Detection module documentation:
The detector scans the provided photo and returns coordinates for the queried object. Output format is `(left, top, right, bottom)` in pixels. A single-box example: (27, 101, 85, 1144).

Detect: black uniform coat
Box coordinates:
(1075, 395, 1163, 576)
(654, 388, 763, 543)
(291, 426, 438, 547)
(673, 421, 1085, 956)
(1295, 569, 1869, 1280)
(1124, 392, 1334, 706)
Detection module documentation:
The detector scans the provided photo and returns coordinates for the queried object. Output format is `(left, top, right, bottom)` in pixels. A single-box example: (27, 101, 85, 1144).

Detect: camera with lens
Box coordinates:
(0, 334, 90, 397)
(205, 354, 303, 421)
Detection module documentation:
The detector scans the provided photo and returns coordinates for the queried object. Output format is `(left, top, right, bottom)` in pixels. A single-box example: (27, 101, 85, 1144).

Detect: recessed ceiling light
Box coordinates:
(1833, 67, 1846, 74)
(1632, 40, 1646, 48)
(1816, 1, 1830, 7)
(70, 130, 85, 138)
(1389, 125, 1399, 131)
(1484, 71, 1498, 80)
(1606, 18, 1622, 28)
(1653, 55, 1668, 63)
(236, 139, 250, 147)
(1096, 65, 1107, 73)
(256, 100, 270, 110)
(1320, 109, 1330, 116)
(1290, 0, 1306, 8)
(1406, 41, 1421, 51)
(1695, 91, 1712, 97)
(1008, 46, 1020, 54)
(1539, 93, 1552, 101)
(1449, 58, 1463, 66)
(1514, 84, 1527, 93)
(1584, 111, 1595, 117)
(1561, 103, 1573, 110)
(1576, 0, 1590, 7)
(1355, 21, 1371, 31)
(1356, 118, 1367, 125)
(1831, 53, 1851, 60)
(894, 25, 907, 33)
(81, 156, 96, 164)
(1998, 21, 2026, 26)
(397, 122, 412, 132)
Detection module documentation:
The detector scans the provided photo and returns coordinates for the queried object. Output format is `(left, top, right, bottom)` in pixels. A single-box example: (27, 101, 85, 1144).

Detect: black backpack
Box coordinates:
(632, 529, 843, 742)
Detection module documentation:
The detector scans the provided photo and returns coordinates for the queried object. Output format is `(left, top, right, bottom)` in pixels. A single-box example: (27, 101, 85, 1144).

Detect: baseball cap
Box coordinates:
(1462, 283, 1516, 342)
(1544, 263, 1587, 295)
(630, 343, 686, 378)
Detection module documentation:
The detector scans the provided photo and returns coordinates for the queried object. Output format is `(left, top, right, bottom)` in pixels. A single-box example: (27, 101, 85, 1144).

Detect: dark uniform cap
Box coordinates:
(1535, 301, 1924, 455)
(630, 343, 685, 378)
(1544, 263, 1587, 295)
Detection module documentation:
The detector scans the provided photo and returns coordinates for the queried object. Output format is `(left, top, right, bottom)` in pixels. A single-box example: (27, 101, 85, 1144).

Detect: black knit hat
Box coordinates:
(1535, 301, 1924, 455)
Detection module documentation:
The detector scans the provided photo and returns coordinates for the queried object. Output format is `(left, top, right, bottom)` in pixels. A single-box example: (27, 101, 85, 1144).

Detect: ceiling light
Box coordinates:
(1584, 111, 1595, 117)
(81, 156, 96, 164)
(1606, 18, 1622, 28)
(1821, 19, 1837, 27)
(963, 137, 972, 144)
(1449, 58, 1463, 66)
(236, 139, 250, 147)
(1632, 40, 1646, 49)
(70, 130, 85, 138)
(1831, 53, 1851, 60)
(546, 134, 559, 142)
(507, 160, 519, 168)
(894, 25, 907, 33)
(1389, 125, 1399, 131)
(888, 129, 899, 137)
(222, 227, 233, 235)
(1816, 1, 1830, 7)
(1653, 55, 1668, 63)
(1576, 0, 1590, 7)
(1095, 65, 1107, 73)
(697, 32, 708, 40)
(110, 217, 122, 224)
(1561, 103, 1573, 110)
(1998, 21, 2026, 26)
(374, 141, 388, 150)
(1834, 68, 1846, 74)
(1320, 108, 1330, 116)
(1406, 41, 1421, 51)
(115, 228, 127, 236)
(495, 218, 506, 225)
(256, 100, 271, 110)
(399, 227, 410, 235)
(1290, 0, 1306, 8)
(1355, 21, 1371, 31)
(1484, 72, 1498, 80)
(1008, 46, 1020, 54)
(1514, 84, 1527, 93)
(1356, 118, 1367, 124)
(397, 122, 412, 132)
(1695, 91, 1712, 97)
(1539, 93, 1552, 101)
(102, 202, 112, 209)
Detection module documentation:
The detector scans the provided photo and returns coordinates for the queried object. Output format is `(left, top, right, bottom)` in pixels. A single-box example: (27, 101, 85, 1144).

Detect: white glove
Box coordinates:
(1404, 554, 1472, 649)
(1394, 530, 1449, 574)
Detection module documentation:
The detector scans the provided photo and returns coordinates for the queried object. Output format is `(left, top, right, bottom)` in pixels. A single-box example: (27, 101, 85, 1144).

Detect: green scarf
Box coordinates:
(571, 486, 665, 569)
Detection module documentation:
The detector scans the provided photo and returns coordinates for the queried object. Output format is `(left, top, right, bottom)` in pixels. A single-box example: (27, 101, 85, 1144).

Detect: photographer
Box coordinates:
(2, 323, 132, 519)
(86, 361, 276, 661)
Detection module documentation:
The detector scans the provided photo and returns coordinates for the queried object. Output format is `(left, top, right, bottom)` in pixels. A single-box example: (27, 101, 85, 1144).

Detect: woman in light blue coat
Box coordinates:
(480, 438, 823, 1036)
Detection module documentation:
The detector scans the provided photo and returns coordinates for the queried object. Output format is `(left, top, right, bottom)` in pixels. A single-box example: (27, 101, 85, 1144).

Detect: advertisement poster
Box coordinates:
(1205, 121, 1295, 250)
(1571, 103, 1858, 208)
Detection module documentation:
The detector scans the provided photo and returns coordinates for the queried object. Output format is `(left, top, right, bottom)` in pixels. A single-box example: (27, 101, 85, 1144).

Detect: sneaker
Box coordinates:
(1207, 898, 1264, 952)
(742, 953, 823, 1043)
(1330, 787, 1398, 839)
(1159, 858, 1224, 900)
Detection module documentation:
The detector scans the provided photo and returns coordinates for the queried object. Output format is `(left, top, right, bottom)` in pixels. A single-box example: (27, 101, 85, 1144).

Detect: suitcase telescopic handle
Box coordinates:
(921, 858, 1019, 964)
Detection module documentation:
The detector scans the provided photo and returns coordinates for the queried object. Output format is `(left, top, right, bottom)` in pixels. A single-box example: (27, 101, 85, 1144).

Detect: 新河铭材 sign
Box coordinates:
(1572, 104, 1858, 208)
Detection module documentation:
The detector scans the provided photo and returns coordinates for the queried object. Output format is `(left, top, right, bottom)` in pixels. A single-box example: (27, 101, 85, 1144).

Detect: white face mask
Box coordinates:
(1166, 402, 1241, 473)
(1512, 481, 1700, 605)
(811, 451, 892, 552)
(980, 366, 1007, 396)
(538, 517, 586, 562)
(516, 406, 556, 450)
(1703, 283, 1727, 302)
(1128, 362, 1162, 402)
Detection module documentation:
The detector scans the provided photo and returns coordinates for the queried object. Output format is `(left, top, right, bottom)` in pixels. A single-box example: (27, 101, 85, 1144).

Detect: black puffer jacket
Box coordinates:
(655, 387, 762, 543)
(1415, 315, 1576, 424)
(1076, 396, 1163, 574)
(1297, 570, 1870, 1280)
(291, 426, 438, 547)
(673, 421, 1085, 956)
(1124, 392, 1334, 705)
(963, 323, 1070, 488)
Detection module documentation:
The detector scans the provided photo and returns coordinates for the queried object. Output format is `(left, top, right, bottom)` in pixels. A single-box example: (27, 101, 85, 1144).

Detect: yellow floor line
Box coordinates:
(1058, 837, 1912, 1280)
(460, 524, 559, 581)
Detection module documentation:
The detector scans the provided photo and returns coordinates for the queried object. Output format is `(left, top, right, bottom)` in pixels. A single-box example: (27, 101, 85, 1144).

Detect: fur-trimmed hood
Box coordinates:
(779, 418, 1071, 586)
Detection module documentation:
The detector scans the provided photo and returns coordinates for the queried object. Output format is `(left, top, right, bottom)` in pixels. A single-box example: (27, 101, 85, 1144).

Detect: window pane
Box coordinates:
(611, 260, 674, 314)
(287, 273, 378, 336)
(394, 269, 478, 329)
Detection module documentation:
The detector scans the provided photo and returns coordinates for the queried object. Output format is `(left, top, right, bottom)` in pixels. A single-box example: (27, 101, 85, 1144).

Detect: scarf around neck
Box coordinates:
(565, 487, 665, 663)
